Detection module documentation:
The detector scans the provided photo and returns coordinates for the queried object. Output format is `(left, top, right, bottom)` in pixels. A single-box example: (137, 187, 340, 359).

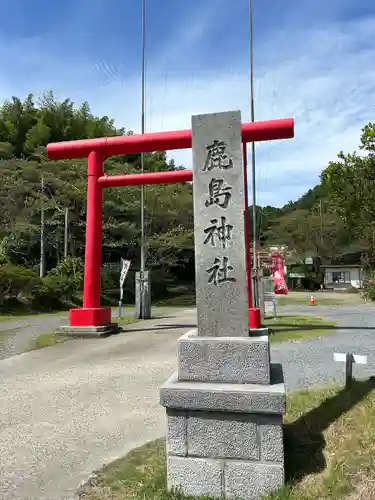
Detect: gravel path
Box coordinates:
(0, 303, 374, 499)
(272, 302, 375, 391)
(0, 308, 197, 500)
(0, 314, 69, 360)
(0, 306, 184, 360)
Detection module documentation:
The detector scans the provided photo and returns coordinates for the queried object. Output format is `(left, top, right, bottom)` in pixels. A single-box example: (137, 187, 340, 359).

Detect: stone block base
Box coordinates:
(178, 329, 270, 384)
(59, 323, 120, 338)
(160, 364, 285, 414)
(167, 456, 284, 500)
(161, 364, 286, 499)
(167, 409, 284, 462)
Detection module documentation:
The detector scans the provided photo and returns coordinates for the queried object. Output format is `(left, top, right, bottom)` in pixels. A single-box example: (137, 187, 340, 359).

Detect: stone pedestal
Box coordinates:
(160, 331, 286, 499)
(160, 110, 286, 499)
(59, 323, 119, 338)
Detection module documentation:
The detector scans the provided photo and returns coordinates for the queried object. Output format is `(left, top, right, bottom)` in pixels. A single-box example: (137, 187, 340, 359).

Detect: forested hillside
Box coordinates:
(258, 122, 375, 265)
(0, 92, 193, 311)
(0, 91, 374, 311)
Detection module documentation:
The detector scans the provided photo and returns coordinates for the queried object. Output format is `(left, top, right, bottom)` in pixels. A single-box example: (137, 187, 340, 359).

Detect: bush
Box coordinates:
(0, 264, 40, 311)
(0, 258, 194, 313)
(0, 259, 84, 313)
(35, 256, 84, 308)
(31, 276, 72, 311)
(362, 272, 375, 301)
(47, 257, 84, 299)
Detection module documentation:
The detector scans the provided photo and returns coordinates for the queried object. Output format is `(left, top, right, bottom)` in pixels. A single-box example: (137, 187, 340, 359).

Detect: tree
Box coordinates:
(3, 88, 375, 311)
(0, 91, 126, 160)
(321, 150, 375, 256)
(0, 95, 37, 157)
(360, 122, 375, 153)
(0, 88, 195, 281)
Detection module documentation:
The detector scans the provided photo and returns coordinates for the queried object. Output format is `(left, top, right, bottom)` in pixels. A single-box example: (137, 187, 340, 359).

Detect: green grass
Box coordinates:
(0, 289, 364, 324)
(77, 379, 375, 500)
(277, 291, 364, 307)
(155, 293, 196, 308)
(0, 297, 194, 324)
(30, 331, 71, 350)
(263, 315, 337, 343)
(0, 310, 70, 323)
(27, 313, 335, 351)
(278, 296, 343, 306)
(0, 307, 138, 324)
(29, 317, 139, 351)
(0, 315, 17, 323)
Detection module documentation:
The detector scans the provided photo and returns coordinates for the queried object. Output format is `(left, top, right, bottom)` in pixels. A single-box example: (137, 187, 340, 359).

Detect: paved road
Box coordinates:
(0, 304, 374, 499)
(272, 303, 375, 390)
(0, 313, 69, 360)
(0, 307, 179, 360)
(0, 308, 196, 500)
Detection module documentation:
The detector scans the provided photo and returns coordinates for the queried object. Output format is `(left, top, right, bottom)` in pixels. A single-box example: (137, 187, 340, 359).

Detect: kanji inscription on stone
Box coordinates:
(204, 178, 232, 208)
(207, 256, 236, 285)
(191, 110, 249, 337)
(203, 216, 233, 249)
(203, 140, 234, 171)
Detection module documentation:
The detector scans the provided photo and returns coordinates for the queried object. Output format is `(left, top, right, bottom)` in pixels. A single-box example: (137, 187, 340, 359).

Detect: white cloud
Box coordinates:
(152, 0, 229, 70)
(1, 7, 375, 207)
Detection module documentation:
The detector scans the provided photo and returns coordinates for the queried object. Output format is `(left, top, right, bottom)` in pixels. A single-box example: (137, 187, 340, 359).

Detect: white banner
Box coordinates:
(119, 259, 131, 301)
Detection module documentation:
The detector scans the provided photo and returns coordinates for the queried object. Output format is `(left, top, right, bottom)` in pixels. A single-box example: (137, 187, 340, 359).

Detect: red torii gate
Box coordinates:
(47, 117, 294, 330)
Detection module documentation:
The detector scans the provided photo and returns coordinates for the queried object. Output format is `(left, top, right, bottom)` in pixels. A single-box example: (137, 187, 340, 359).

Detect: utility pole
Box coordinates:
(249, 0, 258, 307)
(319, 199, 323, 245)
(136, 0, 151, 319)
(39, 174, 45, 278)
(140, 0, 146, 275)
(64, 207, 69, 259)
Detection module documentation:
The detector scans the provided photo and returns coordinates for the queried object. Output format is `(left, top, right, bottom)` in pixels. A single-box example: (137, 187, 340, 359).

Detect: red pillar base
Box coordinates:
(249, 308, 261, 329)
(69, 307, 112, 327)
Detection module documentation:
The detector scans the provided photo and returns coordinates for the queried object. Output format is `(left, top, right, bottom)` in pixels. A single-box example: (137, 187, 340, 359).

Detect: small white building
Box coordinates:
(322, 264, 363, 289)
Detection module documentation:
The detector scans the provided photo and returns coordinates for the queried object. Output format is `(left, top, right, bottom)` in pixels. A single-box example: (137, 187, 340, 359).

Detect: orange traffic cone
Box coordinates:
(309, 295, 315, 306)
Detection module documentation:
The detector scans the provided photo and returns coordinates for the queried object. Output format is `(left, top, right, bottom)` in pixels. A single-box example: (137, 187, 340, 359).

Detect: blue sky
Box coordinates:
(1, 0, 375, 207)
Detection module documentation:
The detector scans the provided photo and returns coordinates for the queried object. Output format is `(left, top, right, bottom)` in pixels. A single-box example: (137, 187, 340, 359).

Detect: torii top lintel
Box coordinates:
(46, 118, 294, 161)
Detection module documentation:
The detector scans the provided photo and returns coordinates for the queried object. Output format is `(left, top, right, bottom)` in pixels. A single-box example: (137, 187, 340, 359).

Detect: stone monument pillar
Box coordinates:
(160, 110, 286, 499)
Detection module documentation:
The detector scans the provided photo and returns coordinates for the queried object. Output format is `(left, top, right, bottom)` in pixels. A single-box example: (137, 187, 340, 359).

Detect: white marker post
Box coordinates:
(333, 352, 367, 388)
(119, 259, 131, 318)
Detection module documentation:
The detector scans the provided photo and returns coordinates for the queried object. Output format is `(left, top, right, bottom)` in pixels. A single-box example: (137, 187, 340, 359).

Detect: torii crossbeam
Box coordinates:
(47, 116, 294, 331)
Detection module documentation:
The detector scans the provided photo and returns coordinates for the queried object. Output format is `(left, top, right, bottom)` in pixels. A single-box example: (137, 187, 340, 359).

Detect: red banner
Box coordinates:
(271, 253, 288, 295)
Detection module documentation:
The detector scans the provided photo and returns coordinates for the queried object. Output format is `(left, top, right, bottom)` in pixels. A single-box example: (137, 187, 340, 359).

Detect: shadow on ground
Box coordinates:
(284, 377, 375, 486)
(120, 324, 197, 333)
(270, 324, 375, 333)
(121, 321, 375, 335)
